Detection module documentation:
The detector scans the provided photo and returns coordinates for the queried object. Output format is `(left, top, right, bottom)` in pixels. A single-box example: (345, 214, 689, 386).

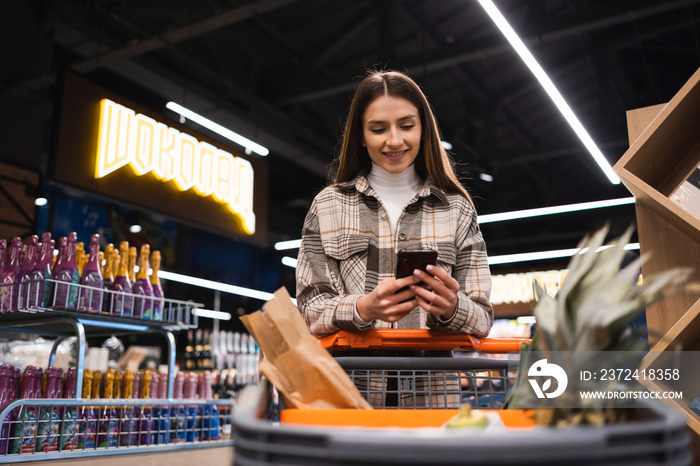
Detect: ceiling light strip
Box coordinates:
(477, 197, 634, 223)
(166, 101, 269, 156)
(487, 243, 640, 265)
(159, 270, 276, 302)
(477, 0, 620, 185)
(193, 308, 232, 321)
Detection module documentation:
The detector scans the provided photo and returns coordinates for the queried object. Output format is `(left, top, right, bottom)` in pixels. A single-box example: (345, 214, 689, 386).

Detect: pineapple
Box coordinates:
(507, 224, 697, 426)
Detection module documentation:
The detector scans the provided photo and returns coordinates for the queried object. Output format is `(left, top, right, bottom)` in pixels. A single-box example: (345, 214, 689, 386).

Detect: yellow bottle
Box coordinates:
(102, 244, 115, 277)
(128, 247, 137, 284)
(133, 245, 154, 319)
(120, 371, 137, 447)
(150, 251, 164, 321)
(97, 370, 118, 448)
(75, 242, 86, 277)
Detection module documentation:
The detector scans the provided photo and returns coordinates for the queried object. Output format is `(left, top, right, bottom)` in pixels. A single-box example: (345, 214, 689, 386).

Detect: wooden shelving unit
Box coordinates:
(614, 66, 700, 455)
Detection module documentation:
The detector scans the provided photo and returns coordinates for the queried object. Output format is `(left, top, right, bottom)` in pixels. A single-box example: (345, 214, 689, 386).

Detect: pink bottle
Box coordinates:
(29, 233, 54, 308)
(9, 366, 41, 454)
(0, 364, 18, 455)
(1, 237, 22, 312)
(79, 234, 103, 312)
(132, 245, 153, 319)
(18, 235, 38, 309)
(53, 232, 80, 309)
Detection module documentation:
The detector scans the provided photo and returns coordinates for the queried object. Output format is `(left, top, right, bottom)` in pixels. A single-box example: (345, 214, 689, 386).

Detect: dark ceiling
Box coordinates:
(2, 0, 700, 273)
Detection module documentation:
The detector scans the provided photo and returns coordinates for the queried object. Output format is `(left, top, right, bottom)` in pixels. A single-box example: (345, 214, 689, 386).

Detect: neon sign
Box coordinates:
(95, 98, 255, 234)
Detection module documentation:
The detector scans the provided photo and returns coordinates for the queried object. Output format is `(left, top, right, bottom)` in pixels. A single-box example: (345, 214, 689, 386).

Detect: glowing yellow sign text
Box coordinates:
(95, 99, 255, 234)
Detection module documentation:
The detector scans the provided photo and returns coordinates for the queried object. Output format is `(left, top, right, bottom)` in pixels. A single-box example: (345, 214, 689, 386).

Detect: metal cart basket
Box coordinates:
(233, 330, 692, 466)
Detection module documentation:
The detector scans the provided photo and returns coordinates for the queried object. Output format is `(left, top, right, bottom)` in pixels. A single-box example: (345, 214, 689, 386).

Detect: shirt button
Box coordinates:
(398, 233, 406, 241)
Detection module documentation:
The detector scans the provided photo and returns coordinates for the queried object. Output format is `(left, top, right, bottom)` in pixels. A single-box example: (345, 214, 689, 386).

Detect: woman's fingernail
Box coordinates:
(410, 285, 416, 290)
(426, 264, 434, 272)
(413, 269, 421, 276)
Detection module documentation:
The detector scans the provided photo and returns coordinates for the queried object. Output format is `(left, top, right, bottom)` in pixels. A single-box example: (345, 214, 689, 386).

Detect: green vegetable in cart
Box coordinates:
(445, 404, 488, 428)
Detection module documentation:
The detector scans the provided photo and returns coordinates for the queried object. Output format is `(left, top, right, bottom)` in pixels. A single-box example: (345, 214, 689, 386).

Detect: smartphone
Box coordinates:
(395, 249, 438, 278)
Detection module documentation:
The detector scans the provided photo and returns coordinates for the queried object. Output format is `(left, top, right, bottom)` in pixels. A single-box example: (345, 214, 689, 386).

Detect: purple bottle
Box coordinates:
(28, 233, 54, 308)
(112, 242, 133, 317)
(18, 236, 38, 309)
(9, 366, 41, 454)
(79, 234, 103, 313)
(1, 237, 22, 312)
(53, 232, 80, 309)
(132, 244, 153, 319)
(0, 364, 18, 455)
(36, 367, 63, 452)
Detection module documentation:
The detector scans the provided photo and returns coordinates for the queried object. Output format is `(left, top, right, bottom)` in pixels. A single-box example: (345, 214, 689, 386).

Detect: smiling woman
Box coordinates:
(295, 69, 494, 340)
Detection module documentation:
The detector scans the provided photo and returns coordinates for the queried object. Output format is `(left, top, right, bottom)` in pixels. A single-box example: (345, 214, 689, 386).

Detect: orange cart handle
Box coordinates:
(316, 329, 529, 354)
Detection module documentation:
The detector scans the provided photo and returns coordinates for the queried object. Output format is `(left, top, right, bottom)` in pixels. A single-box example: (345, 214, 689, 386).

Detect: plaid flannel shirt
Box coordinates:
(296, 173, 494, 337)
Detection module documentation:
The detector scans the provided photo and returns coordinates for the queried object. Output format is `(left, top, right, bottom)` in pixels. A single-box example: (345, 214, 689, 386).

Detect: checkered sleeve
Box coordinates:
(427, 198, 494, 336)
(295, 196, 367, 337)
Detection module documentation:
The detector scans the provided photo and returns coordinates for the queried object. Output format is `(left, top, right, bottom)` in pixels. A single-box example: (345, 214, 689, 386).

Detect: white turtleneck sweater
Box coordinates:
(367, 163, 423, 233)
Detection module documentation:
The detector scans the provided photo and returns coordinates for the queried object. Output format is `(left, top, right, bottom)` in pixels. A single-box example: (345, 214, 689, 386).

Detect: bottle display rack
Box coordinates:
(1, 279, 199, 330)
(0, 397, 234, 463)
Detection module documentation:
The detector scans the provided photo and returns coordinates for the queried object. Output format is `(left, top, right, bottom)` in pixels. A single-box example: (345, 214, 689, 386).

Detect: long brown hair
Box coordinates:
(332, 70, 473, 205)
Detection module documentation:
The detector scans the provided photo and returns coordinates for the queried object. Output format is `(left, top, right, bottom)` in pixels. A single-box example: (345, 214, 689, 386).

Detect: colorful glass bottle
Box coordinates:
(10, 365, 41, 454)
(36, 367, 63, 452)
(119, 370, 138, 447)
(77, 369, 96, 450)
(154, 372, 169, 444)
(96, 369, 118, 448)
(128, 246, 137, 284)
(132, 244, 153, 319)
(0, 364, 18, 455)
(59, 367, 78, 451)
(53, 232, 80, 309)
(17, 235, 38, 309)
(150, 250, 164, 321)
(184, 373, 199, 443)
(1, 237, 22, 312)
(79, 234, 103, 313)
(102, 243, 114, 277)
(101, 251, 115, 313)
(28, 233, 54, 308)
(199, 371, 220, 441)
(170, 372, 186, 444)
(113, 242, 133, 316)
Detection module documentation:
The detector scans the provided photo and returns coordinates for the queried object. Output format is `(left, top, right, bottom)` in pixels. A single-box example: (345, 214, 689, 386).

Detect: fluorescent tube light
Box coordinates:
(274, 239, 303, 250)
(477, 197, 634, 224)
(193, 308, 232, 320)
(281, 256, 299, 268)
(159, 270, 274, 301)
(487, 243, 640, 265)
(477, 0, 620, 185)
(166, 101, 269, 156)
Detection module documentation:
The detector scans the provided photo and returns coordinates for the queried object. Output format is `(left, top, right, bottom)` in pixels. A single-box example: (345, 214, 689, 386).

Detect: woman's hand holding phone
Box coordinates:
(410, 265, 460, 320)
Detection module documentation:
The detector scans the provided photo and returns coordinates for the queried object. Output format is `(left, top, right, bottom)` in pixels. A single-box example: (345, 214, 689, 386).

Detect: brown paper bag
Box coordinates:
(240, 287, 371, 409)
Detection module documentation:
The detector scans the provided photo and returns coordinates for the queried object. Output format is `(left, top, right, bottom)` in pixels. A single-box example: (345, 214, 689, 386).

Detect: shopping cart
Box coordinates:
(316, 329, 525, 410)
(233, 329, 693, 465)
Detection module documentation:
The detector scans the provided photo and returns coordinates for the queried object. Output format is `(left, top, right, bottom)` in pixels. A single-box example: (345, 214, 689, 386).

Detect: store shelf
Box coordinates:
(1, 279, 201, 331)
(613, 65, 700, 458)
(0, 398, 234, 463)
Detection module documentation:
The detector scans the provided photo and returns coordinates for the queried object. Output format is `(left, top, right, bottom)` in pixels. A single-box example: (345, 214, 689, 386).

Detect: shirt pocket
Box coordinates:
(323, 234, 371, 294)
(433, 241, 457, 270)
